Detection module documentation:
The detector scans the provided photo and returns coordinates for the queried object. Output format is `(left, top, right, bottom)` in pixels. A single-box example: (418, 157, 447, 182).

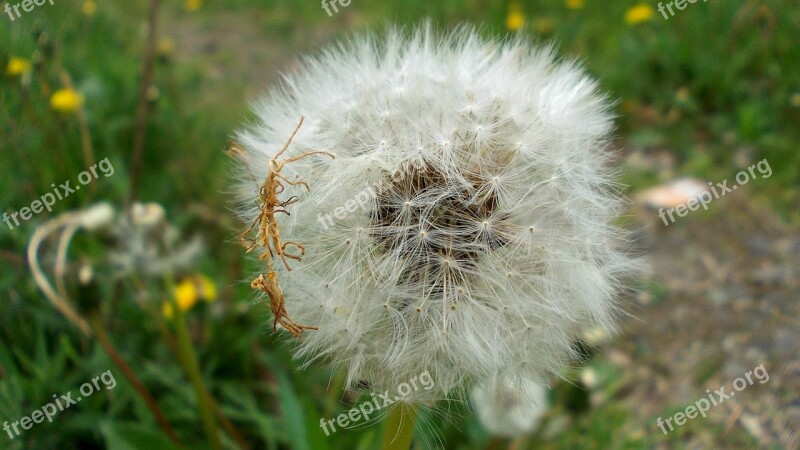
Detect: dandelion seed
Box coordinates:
(108, 202, 205, 278)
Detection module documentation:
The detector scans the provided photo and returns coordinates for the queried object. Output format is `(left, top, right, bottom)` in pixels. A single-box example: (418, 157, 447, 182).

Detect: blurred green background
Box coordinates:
(1, 0, 798, 449)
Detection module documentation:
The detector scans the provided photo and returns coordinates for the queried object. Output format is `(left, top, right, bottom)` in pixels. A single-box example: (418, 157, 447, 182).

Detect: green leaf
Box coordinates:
(276, 372, 313, 450)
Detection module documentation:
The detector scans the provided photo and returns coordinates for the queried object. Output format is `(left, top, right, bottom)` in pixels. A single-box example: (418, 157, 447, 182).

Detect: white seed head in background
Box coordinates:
(233, 25, 639, 402)
(471, 375, 550, 437)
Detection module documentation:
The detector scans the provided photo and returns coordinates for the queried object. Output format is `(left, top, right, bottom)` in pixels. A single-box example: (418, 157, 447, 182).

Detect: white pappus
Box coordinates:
(232, 24, 639, 403)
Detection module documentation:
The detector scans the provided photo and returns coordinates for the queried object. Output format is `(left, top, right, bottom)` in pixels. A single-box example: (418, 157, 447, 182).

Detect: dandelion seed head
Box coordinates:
(472, 375, 549, 437)
(233, 25, 638, 401)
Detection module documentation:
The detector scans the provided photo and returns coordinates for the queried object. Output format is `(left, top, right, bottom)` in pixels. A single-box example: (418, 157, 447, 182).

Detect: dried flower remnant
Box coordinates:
(27, 203, 115, 335)
(107, 202, 204, 279)
(231, 117, 335, 338)
(28, 201, 205, 325)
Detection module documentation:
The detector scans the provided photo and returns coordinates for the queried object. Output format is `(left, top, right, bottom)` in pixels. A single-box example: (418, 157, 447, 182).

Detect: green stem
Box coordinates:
(167, 278, 223, 450)
(380, 403, 418, 450)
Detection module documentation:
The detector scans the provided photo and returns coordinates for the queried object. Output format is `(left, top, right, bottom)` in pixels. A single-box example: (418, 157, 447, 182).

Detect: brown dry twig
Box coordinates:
(129, 0, 161, 204)
(27, 213, 92, 335)
(230, 116, 334, 338)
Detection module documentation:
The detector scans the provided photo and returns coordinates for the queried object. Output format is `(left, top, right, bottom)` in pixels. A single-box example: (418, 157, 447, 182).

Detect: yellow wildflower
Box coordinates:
(625, 4, 655, 25)
(195, 275, 218, 302)
(790, 93, 800, 108)
(184, 0, 201, 12)
(505, 3, 525, 31)
(162, 275, 217, 319)
(162, 303, 176, 319)
(157, 38, 176, 57)
(6, 57, 31, 76)
(175, 279, 199, 308)
(50, 88, 84, 113)
(620, 99, 637, 114)
(566, 0, 585, 10)
(81, 0, 96, 15)
(163, 279, 199, 319)
(675, 87, 690, 103)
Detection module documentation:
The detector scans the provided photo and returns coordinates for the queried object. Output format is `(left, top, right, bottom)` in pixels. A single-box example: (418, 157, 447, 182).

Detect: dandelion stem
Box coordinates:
(380, 403, 417, 450)
(58, 70, 96, 198)
(167, 277, 223, 450)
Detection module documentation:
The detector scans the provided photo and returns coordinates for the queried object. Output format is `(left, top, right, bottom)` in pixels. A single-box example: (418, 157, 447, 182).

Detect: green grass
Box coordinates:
(1, 0, 797, 448)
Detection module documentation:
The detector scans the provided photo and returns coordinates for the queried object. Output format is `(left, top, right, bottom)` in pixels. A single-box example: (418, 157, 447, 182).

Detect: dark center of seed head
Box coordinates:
(370, 162, 509, 292)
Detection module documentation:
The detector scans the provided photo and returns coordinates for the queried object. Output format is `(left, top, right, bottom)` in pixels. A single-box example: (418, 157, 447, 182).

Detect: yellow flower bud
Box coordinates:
(565, 0, 585, 10)
(196, 275, 218, 302)
(82, 0, 96, 16)
(184, 0, 201, 12)
(6, 57, 31, 76)
(174, 280, 199, 311)
(505, 10, 525, 31)
(50, 88, 84, 113)
(625, 4, 655, 25)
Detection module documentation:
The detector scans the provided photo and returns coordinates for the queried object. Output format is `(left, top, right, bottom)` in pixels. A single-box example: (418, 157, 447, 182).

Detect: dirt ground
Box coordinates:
(618, 193, 799, 448)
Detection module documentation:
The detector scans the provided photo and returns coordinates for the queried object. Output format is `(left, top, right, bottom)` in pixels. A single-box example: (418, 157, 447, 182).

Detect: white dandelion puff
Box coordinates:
(471, 375, 550, 437)
(233, 25, 639, 402)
